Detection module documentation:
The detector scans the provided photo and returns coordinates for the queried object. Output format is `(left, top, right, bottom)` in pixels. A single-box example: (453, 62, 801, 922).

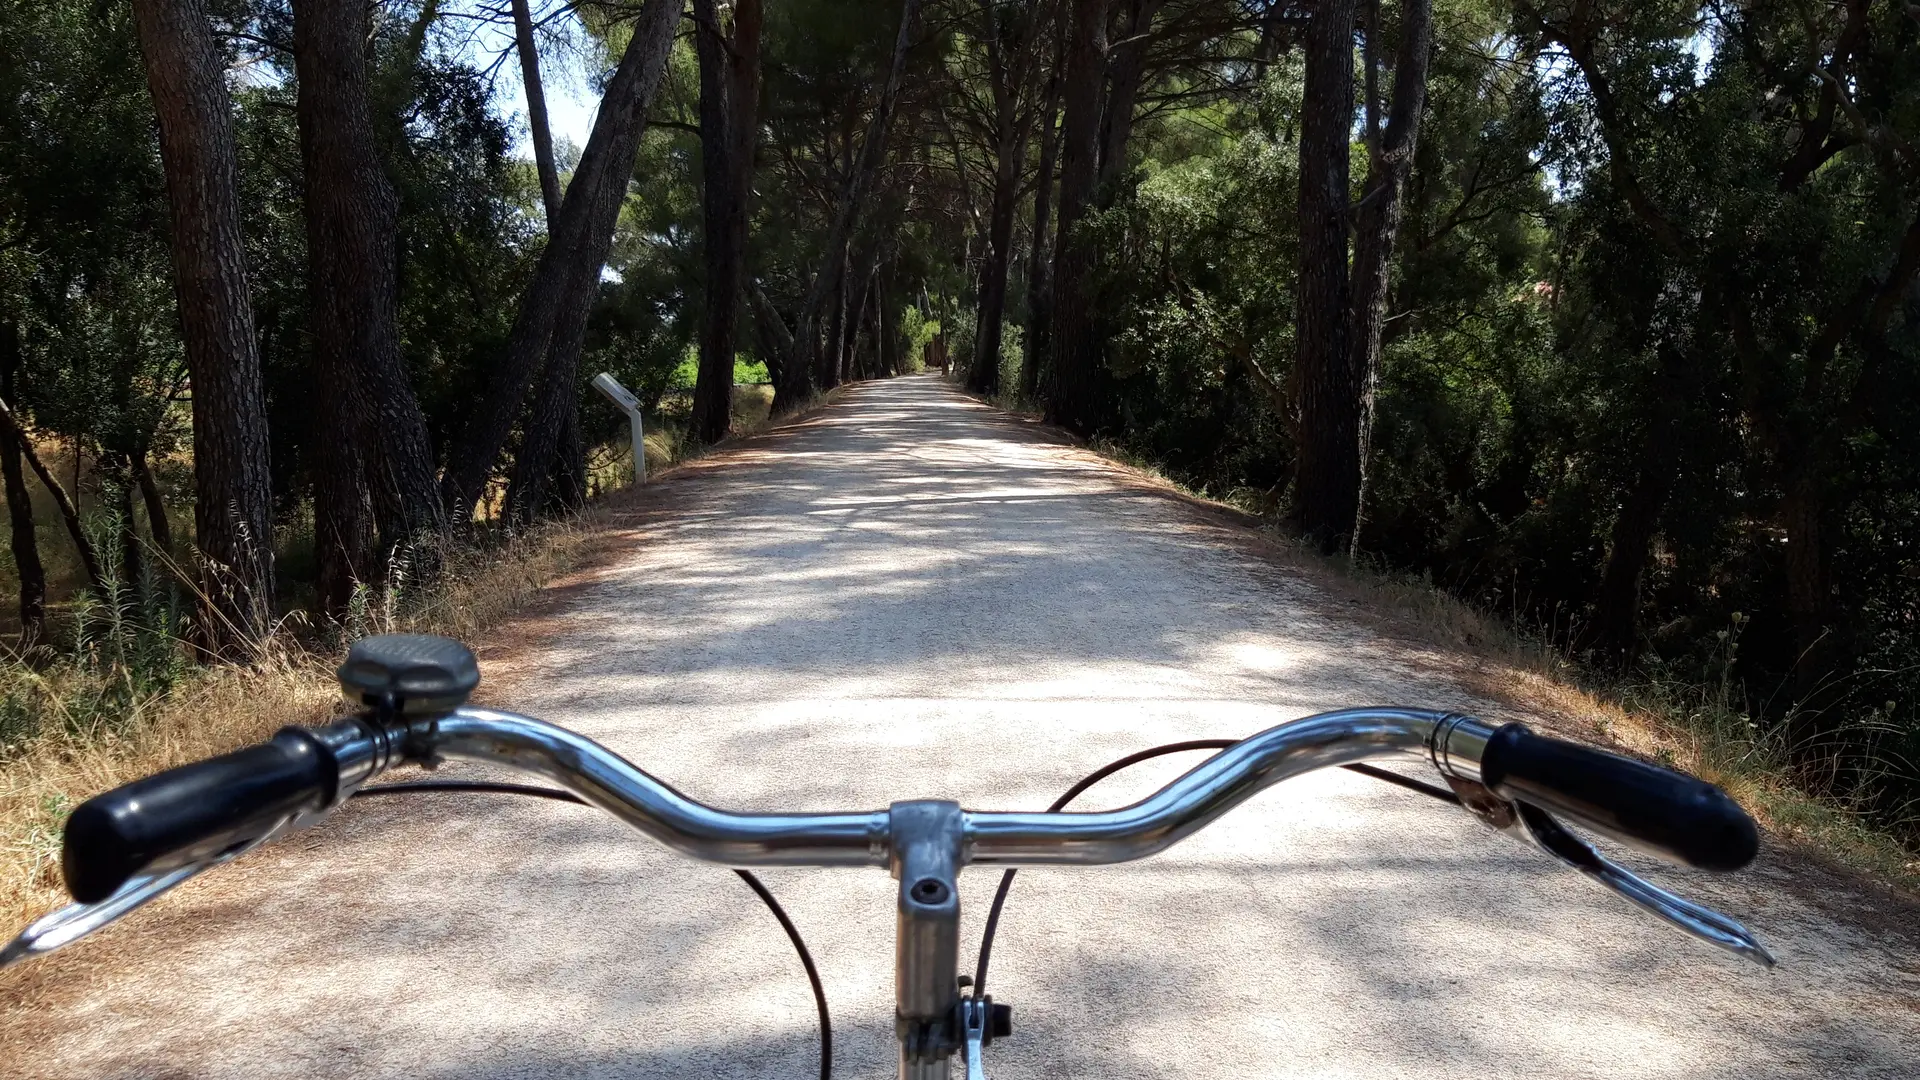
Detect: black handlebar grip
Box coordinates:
(1480, 723, 1758, 871)
(62, 729, 335, 904)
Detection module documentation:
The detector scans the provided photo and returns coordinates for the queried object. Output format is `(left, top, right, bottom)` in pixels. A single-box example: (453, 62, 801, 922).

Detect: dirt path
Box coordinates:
(5, 374, 1918, 1078)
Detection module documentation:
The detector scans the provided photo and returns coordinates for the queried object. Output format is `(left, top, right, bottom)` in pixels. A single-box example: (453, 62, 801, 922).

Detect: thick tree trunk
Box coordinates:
(443, 0, 680, 521)
(690, 0, 736, 443)
(1021, 52, 1063, 400)
(296, 0, 383, 611)
(1291, 0, 1359, 553)
(510, 0, 564, 221)
(1587, 432, 1677, 663)
(1346, 0, 1432, 556)
(688, 0, 762, 446)
(131, 0, 277, 648)
(1781, 468, 1833, 688)
(792, 0, 923, 382)
(503, 253, 598, 522)
(0, 323, 45, 644)
(1044, 0, 1109, 433)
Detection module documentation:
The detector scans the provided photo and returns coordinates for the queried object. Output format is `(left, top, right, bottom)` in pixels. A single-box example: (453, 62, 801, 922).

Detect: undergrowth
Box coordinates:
(1007, 384, 1920, 890)
(0, 511, 613, 933)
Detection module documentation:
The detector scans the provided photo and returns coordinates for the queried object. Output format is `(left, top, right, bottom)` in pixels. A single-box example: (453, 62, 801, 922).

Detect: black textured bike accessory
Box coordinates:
(337, 633, 480, 716)
(1478, 722, 1758, 871)
(62, 729, 335, 904)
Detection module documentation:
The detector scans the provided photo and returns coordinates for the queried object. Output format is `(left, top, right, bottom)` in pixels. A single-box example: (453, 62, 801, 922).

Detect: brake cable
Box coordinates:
(353, 781, 833, 1080)
(353, 751, 1461, 1076)
(970, 743, 1461, 997)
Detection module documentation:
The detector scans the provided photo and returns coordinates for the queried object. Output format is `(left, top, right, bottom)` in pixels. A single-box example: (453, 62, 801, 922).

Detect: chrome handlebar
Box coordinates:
(432, 705, 1451, 869)
(3, 704, 1774, 1079)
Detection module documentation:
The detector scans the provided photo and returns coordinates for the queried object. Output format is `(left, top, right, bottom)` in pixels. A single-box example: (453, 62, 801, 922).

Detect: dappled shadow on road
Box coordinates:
(7, 375, 1916, 1079)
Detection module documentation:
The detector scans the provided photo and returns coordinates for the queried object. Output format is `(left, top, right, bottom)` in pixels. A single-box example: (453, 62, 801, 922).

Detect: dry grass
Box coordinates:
(0, 513, 616, 933)
(1299, 548, 1918, 890)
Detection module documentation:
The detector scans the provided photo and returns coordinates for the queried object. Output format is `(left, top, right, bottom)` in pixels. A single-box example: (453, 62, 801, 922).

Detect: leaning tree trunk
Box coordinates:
(131, 0, 277, 650)
(130, 446, 173, 554)
(1346, 0, 1432, 557)
(445, 0, 681, 522)
(1291, 0, 1360, 553)
(1044, 0, 1109, 433)
(510, 0, 564, 221)
(0, 322, 45, 645)
(0, 395, 104, 591)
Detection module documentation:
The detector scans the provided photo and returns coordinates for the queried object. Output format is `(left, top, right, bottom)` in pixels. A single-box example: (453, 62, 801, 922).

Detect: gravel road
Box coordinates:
(5, 374, 1918, 1079)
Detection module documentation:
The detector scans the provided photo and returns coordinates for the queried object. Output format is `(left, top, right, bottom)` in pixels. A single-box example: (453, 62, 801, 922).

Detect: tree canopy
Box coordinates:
(1, 0, 1916, 830)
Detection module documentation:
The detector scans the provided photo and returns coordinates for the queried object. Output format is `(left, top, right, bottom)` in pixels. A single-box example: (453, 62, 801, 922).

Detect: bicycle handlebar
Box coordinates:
(6, 632, 1780, 1080)
(63, 730, 334, 904)
(57, 705, 1758, 904)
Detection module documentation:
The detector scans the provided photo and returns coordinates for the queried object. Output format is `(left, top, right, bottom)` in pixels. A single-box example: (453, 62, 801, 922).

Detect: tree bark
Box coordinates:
(1346, 0, 1432, 556)
(1044, 0, 1109, 433)
(131, 0, 277, 649)
(447, 0, 680, 521)
(511, 0, 564, 221)
(0, 323, 45, 645)
(879, 257, 902, 375)
(1291, 0, 1359, 552)
(691, 0, 739, 442)
(688, 0, 762, 445)
(1020, 37, 1063, 400)
(1586, 411, 1679, 663)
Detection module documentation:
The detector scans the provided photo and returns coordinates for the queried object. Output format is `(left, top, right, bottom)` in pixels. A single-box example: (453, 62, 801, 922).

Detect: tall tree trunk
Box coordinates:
(753, 279, 801, 400)
(1044, 0, 1109, 433)
(967, 0, 1039, 397)
(131, 0, 277, 649)
(1346, 0, 1432, 556)
(445, 0, 680, 521)
(1021, 47, 1063, 400)
(688, 0, 762, 445)
(0, 322, 45, 645)
(791, 0, 923, 383)
(510, 0, 564, 221)
(1291, 0, 1359, 553)
(111, 459, 142, 597)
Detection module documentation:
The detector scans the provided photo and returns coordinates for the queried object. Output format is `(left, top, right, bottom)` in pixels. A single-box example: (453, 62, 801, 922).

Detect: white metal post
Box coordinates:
(591, 372, 646, 484)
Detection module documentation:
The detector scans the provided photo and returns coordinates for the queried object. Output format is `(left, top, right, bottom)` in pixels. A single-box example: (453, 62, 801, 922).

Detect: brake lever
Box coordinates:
(0, 815, 294, 970)
(1446, 778, 1775, 968)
